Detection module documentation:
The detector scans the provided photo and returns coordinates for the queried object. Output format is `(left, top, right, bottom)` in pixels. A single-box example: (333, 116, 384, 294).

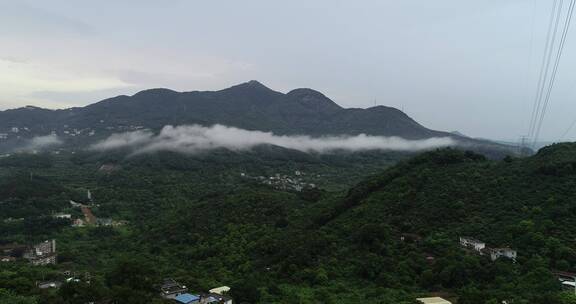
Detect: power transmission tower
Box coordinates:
(518, 135, 530, 156)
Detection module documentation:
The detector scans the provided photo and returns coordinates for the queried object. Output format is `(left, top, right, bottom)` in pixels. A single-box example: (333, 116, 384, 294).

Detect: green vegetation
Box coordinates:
(2, 144, 576, 303)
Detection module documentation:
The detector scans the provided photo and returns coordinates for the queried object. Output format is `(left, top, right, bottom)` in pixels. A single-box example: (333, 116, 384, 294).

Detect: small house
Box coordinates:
(159, 278, 188, 299)
(174, 293, 200, 304)
(200, 293, 233, 304)
(72, 219, 85, 227)
(97, 218, 113, 226)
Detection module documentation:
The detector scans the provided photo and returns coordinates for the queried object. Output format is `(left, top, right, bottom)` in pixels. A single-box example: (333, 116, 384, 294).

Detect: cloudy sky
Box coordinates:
(1, 0, 575, 141)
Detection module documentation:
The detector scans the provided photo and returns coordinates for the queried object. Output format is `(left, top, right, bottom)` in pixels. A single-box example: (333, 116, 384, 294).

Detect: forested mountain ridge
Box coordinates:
(0, 81, 517, 157)
(0, 81, 443, 138)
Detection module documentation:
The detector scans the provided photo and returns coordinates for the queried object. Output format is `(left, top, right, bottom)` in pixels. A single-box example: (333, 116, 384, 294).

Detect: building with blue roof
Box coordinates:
(174, 293, 200, 304)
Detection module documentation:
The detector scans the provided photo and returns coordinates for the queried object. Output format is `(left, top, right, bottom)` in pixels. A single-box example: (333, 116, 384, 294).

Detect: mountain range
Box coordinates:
(0, 80, 518, 156)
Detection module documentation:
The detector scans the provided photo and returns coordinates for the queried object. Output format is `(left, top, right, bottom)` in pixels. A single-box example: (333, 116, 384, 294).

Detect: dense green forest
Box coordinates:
(1, 145, 576, 303)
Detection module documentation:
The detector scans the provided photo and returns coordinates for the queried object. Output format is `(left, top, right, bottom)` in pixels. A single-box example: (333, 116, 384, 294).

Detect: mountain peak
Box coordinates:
(286, 88, 342, 113)
(287, 88, 325, 97)
(246, 80, 266, 87)
(132, 88, 179, 98)
(224, 80, 273, 92)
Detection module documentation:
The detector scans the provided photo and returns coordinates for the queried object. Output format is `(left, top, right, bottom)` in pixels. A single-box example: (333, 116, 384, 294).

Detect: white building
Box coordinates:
(208, 286, 230, 295)
(72, 219, 85, 227)
(52, 213, 72, 219)
(487, 247, 517, 262)
(417, 297, 452, 304)
(459, 237, 486, 252)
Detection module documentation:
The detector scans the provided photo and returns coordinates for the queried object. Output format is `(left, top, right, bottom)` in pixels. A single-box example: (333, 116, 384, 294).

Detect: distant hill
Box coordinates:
(0, 81, 518, 157)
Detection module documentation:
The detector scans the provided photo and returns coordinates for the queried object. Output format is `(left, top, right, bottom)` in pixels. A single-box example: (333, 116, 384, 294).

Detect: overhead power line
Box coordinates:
(559, 117, 576, 141)
(526, 0, 575, 148)
(532, 0, 576, 146)
(527, 0, 561, 141)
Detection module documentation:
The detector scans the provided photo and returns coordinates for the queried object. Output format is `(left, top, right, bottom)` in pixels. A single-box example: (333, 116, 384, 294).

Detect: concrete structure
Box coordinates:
(52, 213, 72, 219)
(38, 281, 62, 289)
(486, 247, 517, 262)
(459, 236, 486, 252)
(459, 236, 517, 262)
(417, 297, 452, 304)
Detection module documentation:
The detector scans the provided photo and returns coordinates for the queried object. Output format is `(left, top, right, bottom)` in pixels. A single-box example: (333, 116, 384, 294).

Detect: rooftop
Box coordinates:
(208, 286, 230, 295)
(417, 297, 452, 304)
(460, 236, 484, 243)
(175, 293, 200, 304)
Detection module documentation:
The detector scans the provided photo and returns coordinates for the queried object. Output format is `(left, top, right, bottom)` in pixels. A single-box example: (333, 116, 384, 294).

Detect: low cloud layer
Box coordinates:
(19, 134, 63, 151)
(91, 124, 455, 155)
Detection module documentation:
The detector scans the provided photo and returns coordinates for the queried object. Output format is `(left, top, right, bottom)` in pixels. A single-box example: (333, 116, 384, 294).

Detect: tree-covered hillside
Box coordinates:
(1, 145, 576, 303)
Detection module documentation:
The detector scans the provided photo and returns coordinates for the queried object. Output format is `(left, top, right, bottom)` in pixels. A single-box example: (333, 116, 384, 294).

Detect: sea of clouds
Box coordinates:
(90, 124, 456, 155)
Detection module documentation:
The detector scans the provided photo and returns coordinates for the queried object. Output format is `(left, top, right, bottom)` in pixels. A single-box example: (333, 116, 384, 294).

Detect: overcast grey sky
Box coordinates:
(1, 0, 575, 141)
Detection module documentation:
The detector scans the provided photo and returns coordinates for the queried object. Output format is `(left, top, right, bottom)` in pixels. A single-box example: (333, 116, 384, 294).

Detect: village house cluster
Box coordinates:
(240, 171, 316, 192)
(1, 239, 57, 266)
(68, 191, 127, 228)
(160, 279, 233, 304)
(36, 269, 92, 290)
(0, 123, 147, 144)
(459, 236, 517, 262)
(0, 126, 29, 141)
(69, 202, 121, 227)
